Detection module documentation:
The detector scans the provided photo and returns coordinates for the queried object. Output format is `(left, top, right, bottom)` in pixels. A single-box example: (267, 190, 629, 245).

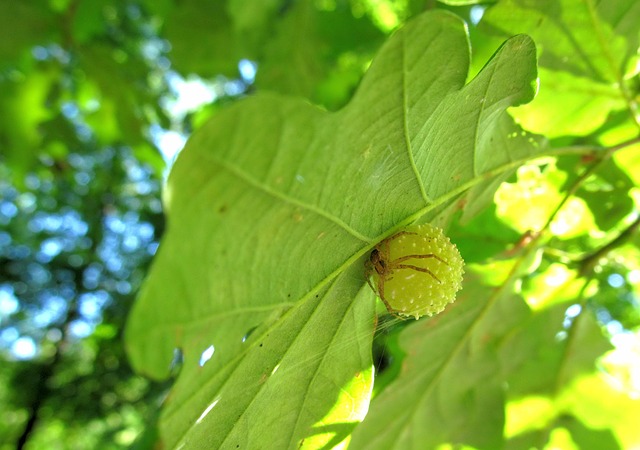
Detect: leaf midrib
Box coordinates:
(401, 27, 431, 206)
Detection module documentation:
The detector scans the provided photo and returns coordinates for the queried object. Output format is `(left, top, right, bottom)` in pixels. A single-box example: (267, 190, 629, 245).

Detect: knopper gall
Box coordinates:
(365, 224, 464, 319)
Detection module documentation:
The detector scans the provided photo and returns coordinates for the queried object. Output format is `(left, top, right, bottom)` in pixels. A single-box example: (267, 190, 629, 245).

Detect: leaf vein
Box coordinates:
(205, 152, 372, 243)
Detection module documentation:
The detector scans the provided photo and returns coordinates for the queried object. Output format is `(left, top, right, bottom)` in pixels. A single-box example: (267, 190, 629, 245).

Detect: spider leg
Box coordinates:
(366, 275, 376, 294)
(380, 231, 420, 255)
(364, 261, 377, 293)
(388, 310, 407, 320)
(395, 264, 442, 283)
(393, 253, 448, 265)
(380, 286, 407, 320)
(377, 279, 407, 320)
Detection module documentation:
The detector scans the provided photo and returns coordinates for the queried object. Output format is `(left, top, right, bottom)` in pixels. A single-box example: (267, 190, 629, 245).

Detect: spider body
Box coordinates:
(365, 224, 464, 319)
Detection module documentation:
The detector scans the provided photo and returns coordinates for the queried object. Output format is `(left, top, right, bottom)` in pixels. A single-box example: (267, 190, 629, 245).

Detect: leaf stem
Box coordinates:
(577, 215, 640, 276)
(505, 135, 639, 280)
(533, 135, 640, 275)
(545, 135, 640, 159)
(540, 155, 605, 233)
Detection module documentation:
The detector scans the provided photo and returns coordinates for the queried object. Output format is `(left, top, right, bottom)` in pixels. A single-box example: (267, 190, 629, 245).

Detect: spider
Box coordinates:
(364, 229, 448, 318)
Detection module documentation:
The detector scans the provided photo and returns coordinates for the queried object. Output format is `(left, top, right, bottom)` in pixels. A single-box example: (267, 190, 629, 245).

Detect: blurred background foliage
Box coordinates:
(0, 1, 409, 447)
(0, 0, 639, 449)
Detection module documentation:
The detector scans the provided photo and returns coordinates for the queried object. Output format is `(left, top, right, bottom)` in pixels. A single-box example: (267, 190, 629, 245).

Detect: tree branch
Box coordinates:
(578, 216, 640, 276)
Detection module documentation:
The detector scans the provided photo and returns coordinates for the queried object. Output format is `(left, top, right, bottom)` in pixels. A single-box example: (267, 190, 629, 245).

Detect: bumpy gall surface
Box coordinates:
(368, 224, 464, 319)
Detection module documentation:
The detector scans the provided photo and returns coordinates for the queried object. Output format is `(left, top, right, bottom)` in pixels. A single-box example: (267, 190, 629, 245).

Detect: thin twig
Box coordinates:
(545, 135, 640, 159)
(578, 216, 640, 276)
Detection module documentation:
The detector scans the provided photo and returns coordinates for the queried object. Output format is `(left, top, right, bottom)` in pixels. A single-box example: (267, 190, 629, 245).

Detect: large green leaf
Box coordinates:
(500, 303, 612, 397)
(508, 67, 626, 137)
(126, 10, 541, 448)
(500, 305, 620, 448)
(349, 269, 530, 449)
(481, 0, 636, 82)
(481, 0, 640, 137)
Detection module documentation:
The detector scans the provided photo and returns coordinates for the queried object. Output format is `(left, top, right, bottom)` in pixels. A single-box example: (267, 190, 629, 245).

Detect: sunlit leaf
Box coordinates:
(481, 0, 639, 136)
(126, 10, 541, 448)
(350, 269, 530, 449)
(556, 370, 640, 449)
(511, 68, 626, 138)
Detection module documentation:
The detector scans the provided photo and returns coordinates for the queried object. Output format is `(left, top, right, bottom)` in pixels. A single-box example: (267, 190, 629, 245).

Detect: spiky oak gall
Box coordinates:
(366, 224, 464, 319)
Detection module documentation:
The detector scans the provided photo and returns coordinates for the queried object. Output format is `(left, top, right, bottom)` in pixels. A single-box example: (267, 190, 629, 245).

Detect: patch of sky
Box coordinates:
(0, 200, 18, 220)
(225, 79, 245, 96)
(116, 280, 132, 295)
(83, 263, 103, 290)
(26, 262, 51, 284)
(7, 245, 31, 259)
(563, 304, 582, 329)
(0, 231, 11, 247)
(32, 45, 49, 60)
(1, 327, 19, 344)
(12, 336, 37, 359)
(75, 171, 91, 186)
(153, 66, 253, 164)
(608, 273, 625, 288)
(69, 320, 93, 339)
(30, 44, 69, 64)
(61, 101, 80, 120)
(470, 5, 485, 25)
(122, 234, 141, 253)
(164, 71, 218, 117)
(79, 290, 110, 320)
(147, 242, 159, 255)
(17, 192, 37, 213)
(28, 210, 89, 237)
(39, 238, 64, 261)
(238, 59, 257, 83)
(33, 295, 68, 328)
(607, 320, 624, 336)
(24, 174, 41, 190)
(0, 285, 19, 316)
